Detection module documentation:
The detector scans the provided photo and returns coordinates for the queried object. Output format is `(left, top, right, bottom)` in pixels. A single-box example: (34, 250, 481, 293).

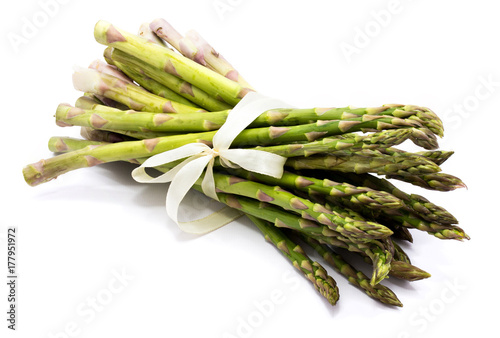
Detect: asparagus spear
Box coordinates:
(55, 103, 224, 133)
(416, 150, 454, 166)
(303, 171, 468, 240)
(184, 29, 254, 89)
(386, 172, 467, 192)
(149, 18, 254, 90)
(392, 240, 412, 264)
(89, 59, 135, 84)
(25, 113, 427, 188)
(94, 20, 251, 105)
(389, 261, 431, 281)
(79, 127, 134, 143)
(56, 104, 416, 150)
(215, 193, 392, 285)
(48, 136, 103, 153)
(308, 233, 393, 286)
(225, 168, 404, 212)
(63, 89, 431, 132)
(147, 18, 200, 63)
(57, 99, 434, 149)
(213, 172, 393, 240)
(299, 235, 402, 306)
(44, 135, 405, 218)
(137, 22, 166, 46)
(247, 215, 339, 306)
(326, 171, 458, 225)
(383, 222, 414, 243)
(361, 104, 443, 137)
(108, 59, 201, 107)
(284, 151, 441, 177)
(72, 67, 206, 114)
(72, 100, 179, 140)
(106, 47, 232, 111)
(82, 91, 128, 110)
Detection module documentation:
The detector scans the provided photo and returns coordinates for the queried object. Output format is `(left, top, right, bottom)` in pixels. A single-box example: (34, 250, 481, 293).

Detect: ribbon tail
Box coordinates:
(201, 159, 219, 201)
(166, 155, 212, 225)
(178, 206, 244, 234)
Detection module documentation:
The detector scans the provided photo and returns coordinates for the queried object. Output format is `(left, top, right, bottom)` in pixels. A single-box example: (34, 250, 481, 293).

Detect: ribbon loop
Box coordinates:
(131, 91, 293, 234)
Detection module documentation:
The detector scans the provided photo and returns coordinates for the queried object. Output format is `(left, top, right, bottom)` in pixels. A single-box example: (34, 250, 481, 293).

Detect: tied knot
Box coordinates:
(131, 92, 293, 234)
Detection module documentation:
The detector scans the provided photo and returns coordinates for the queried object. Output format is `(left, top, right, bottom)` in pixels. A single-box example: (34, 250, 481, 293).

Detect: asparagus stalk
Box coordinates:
(149, 18, 254, 90)
(299, 235, 402, 306)
(147, 18, 200, 63)
(108, 58, 201, 107)
(138, 22, 166, 46)
(305, 171, 467, 240)
(213, 172, 393, 240)
(247, 215, 339, 306)
(44, 135, 405, 216)
(74, 76, 436, 134)
(72, 67, 206, 114)
(94, 20, 251, 105)
(72, 100, 179, 140)
(361, 104, 443, 137)
(106, 46, 232, 111)
(184, 29, 254, 89)
(313, 234, 393, 286)
(416, 150, 454, 166)
(327, 171, 458, 225)
(56, 104, 416, 149)
(89, 59, 135, 84)
(384, 222, 414, 242)
(392, 241, 412, 264)
(226, 168, 404, 212)
(57, 99, 433, 148)
(386, 172, 467, 192)
(82, 91, 128, 110)
(389, 261, 431, 281)
(48, 136, 103, 153)
(25, 114, 428, 188)
(79, 127, 134, 143)
(284, 152, 441, 177)
(215, 193, 392, 285)
(55, 103, 224, 133)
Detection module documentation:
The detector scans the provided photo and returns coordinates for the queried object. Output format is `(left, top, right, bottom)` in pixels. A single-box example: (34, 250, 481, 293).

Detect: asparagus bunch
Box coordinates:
(23, 19, 468, 309)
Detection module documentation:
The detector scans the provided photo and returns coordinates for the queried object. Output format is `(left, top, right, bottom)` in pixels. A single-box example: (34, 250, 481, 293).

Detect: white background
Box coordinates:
(1, 0, 499, 337)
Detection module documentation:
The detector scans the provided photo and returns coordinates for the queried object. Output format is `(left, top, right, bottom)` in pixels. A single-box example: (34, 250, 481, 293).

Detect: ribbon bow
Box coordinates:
(132, 92, 292, 234)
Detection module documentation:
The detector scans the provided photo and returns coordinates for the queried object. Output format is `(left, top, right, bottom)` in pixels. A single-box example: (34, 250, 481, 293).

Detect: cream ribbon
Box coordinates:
(131, 91, 293, 234)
